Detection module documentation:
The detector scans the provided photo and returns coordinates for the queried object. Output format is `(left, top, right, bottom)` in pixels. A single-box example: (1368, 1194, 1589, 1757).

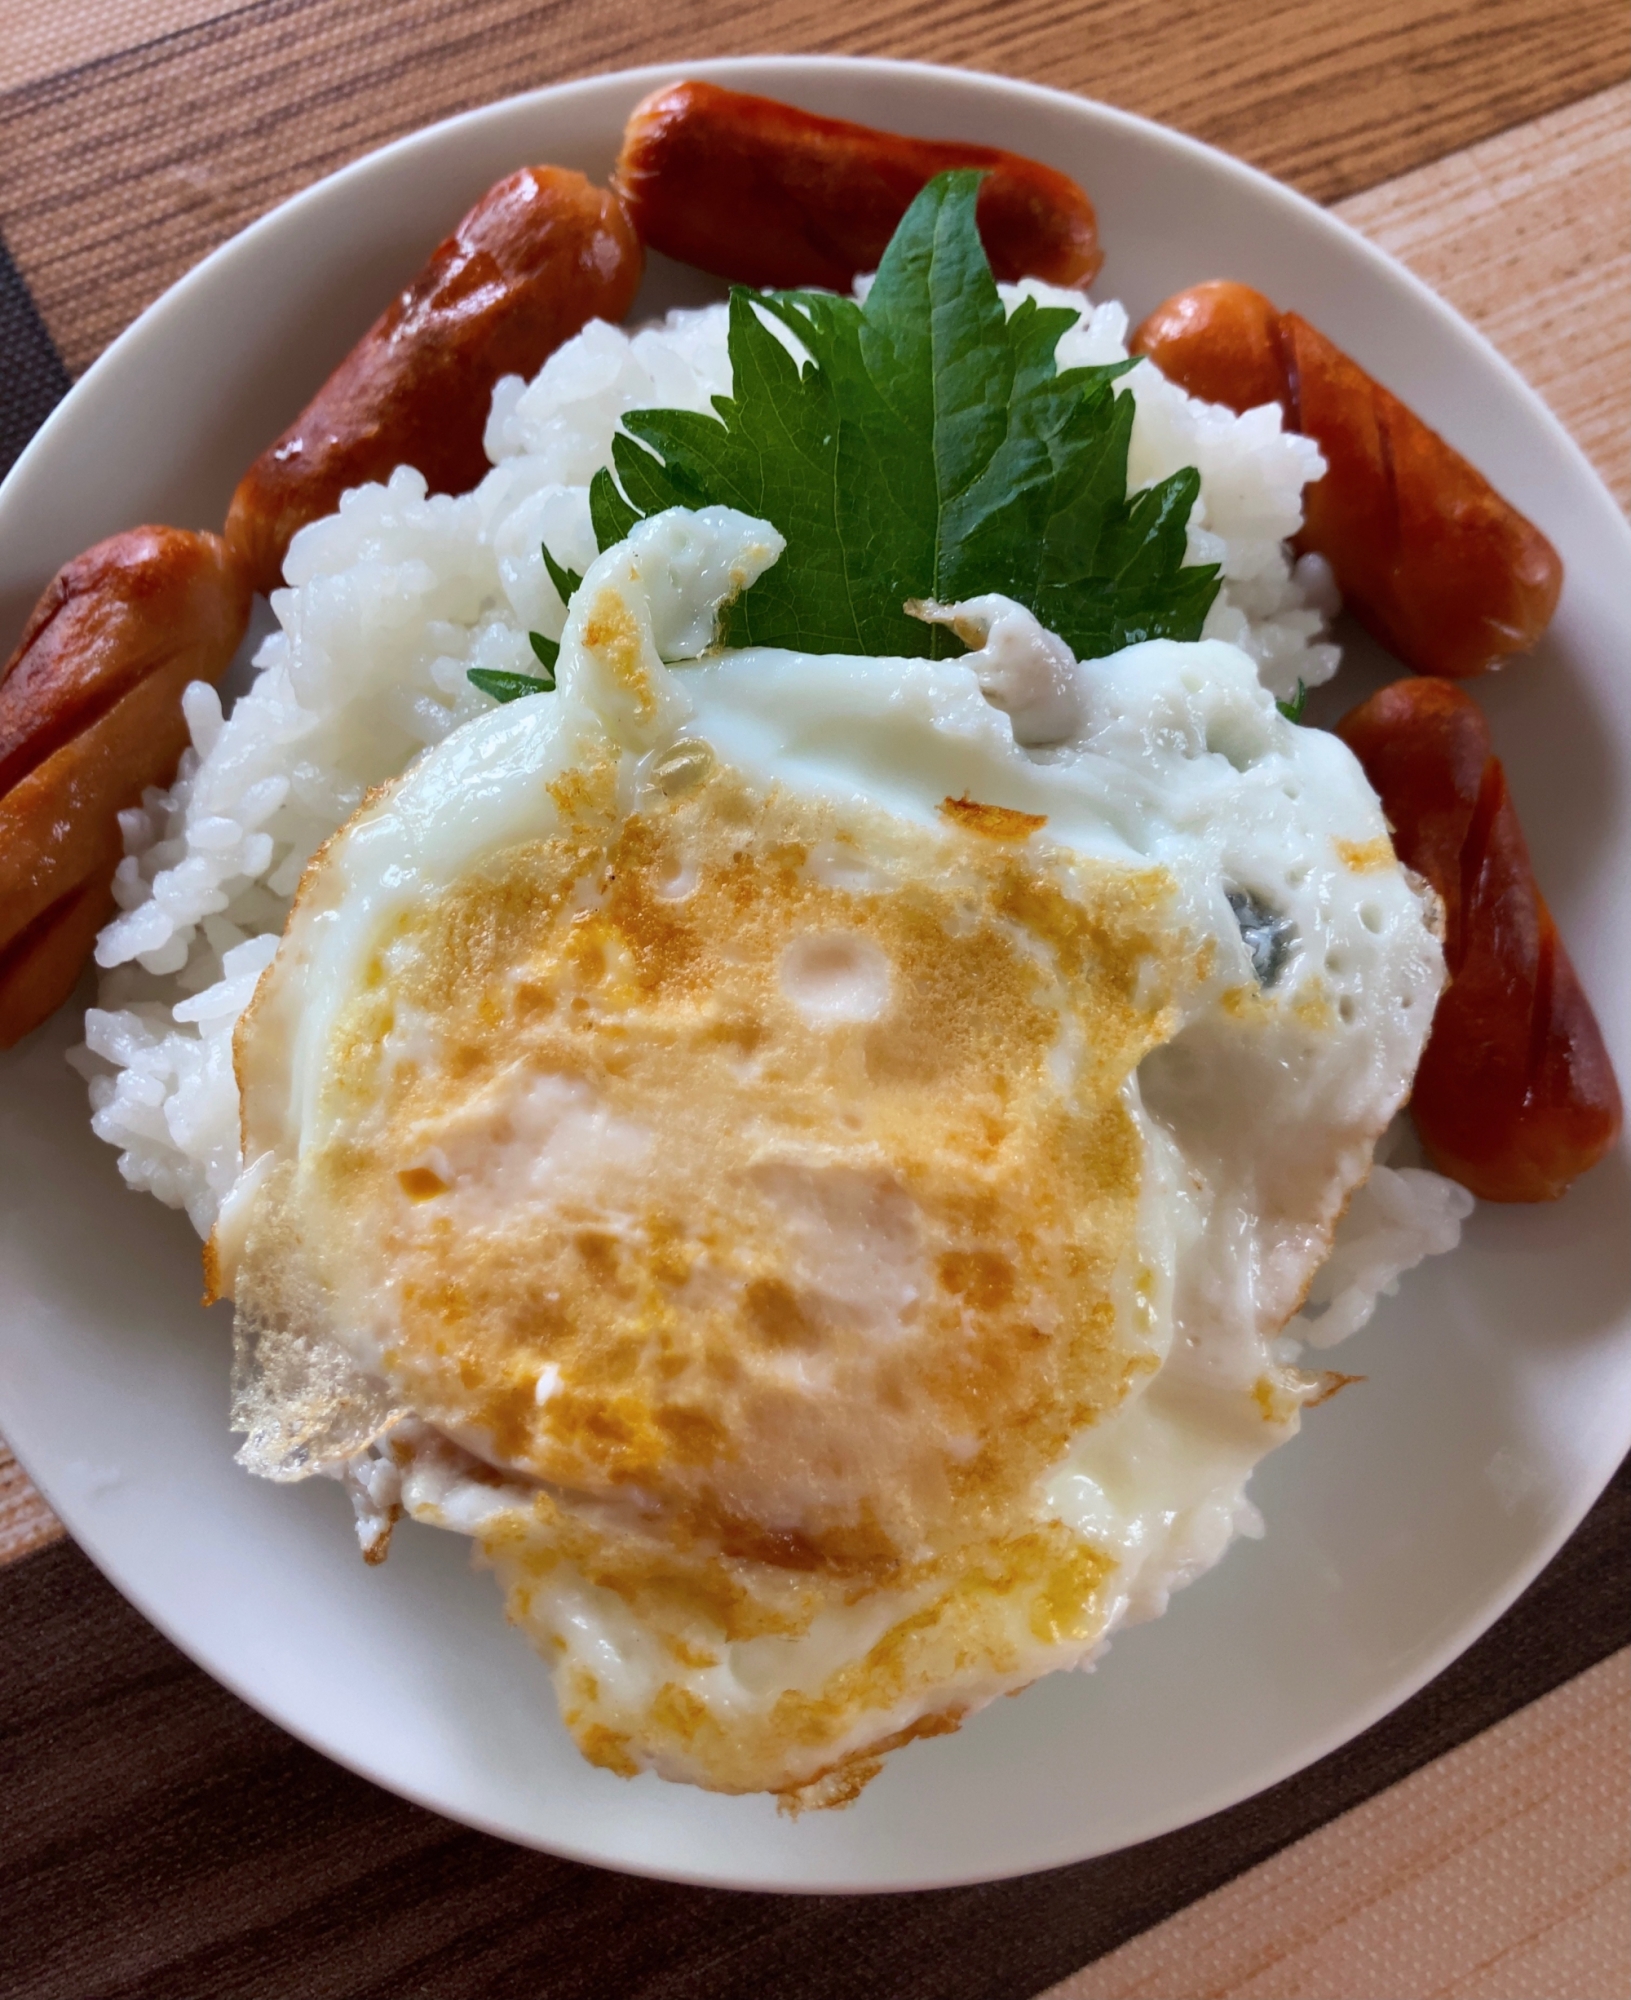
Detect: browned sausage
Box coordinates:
(0, 528, 251, 1046)
(1337, 677, 1620, 1201)
(613, 80, 1102, 294)
(1130, 282, 1562, 680)
(0, 874, 112, 1050)
(225, 168, 644, 598)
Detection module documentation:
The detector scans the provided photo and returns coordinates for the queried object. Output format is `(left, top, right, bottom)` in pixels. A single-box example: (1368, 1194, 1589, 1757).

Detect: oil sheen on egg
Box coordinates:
(214, 507, 1443, 1805)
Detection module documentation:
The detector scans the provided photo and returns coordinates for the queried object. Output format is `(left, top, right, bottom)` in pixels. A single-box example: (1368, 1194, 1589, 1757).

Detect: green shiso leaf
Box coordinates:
(589, 466, 640, 551)
(469, 663, 555, 703)
(1276, 680, 1308, 723)
(541, 542, 582, 611)
(591, 170, 1219, 661)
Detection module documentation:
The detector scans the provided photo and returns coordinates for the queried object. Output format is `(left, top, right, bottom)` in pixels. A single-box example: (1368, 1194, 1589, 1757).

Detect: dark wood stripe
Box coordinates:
(0, 1454, 1623, 1999)
(0, 232, 70, 478)
(0, 0, 1625, 378)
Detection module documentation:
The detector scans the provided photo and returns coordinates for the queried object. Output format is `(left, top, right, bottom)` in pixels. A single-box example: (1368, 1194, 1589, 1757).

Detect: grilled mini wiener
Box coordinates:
(1132, 282, 1562, 680)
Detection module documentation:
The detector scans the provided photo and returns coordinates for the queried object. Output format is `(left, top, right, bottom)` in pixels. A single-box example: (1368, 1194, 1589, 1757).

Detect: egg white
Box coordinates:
(215, 507, 1442, 1802)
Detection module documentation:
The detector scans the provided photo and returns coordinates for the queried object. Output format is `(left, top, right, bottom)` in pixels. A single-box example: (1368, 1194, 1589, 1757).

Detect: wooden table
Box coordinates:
(1, 4, 1627, 1994)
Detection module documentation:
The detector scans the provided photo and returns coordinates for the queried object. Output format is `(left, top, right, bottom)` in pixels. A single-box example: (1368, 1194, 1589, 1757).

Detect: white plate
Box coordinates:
(1, 57, 1628, 1894)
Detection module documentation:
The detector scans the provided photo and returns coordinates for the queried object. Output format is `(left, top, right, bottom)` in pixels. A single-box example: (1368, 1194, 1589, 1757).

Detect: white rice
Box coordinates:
(71, 279, 1458, 1329)
(1288, 1135, 1476, 1349)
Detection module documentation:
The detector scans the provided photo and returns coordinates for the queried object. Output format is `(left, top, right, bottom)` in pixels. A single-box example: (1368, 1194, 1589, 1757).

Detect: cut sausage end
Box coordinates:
(0, 526, 252, 1043)
(1338, 677, 1620, 1203)
(1132, 284, 1564, 682)
(0, 872, 113, 1049)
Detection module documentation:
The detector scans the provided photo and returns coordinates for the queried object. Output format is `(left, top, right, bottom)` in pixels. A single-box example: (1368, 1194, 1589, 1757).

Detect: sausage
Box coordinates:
(1130, 282, 1562, 680)
(224, 168, 643, 598)
(1337, 677, 1620, 1201)
(613, 80, 1102, 294)
(0, 527, 252, 1047)
(0, 874, 112, 1051)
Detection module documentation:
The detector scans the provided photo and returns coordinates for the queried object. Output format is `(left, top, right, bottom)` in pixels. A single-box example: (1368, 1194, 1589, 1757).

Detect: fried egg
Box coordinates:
(212, 507, 1442, 1804)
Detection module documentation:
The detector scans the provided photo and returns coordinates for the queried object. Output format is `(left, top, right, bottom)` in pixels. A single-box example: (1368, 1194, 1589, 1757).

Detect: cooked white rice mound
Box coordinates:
(1288, 1134, 1475, 1350)
(73, 278, 1449, 1332)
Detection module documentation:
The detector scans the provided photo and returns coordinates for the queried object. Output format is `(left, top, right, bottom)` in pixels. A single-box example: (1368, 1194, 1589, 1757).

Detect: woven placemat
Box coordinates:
(3, 0, 1626, 377)
(0, 235, 70, 480)
(0, 1458, 1624, 2000)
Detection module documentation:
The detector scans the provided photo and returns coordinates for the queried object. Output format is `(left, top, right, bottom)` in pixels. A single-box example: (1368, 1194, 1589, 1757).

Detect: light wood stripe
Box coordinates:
(0, 1440, 62, 1564)
(1335, 83, 1631, 512)
(1042, 1648, 1631, 2000)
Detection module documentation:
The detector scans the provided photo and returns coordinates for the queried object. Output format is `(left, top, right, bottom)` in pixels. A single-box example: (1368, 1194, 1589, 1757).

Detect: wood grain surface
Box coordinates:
(0, 0, 232, 94)
(0, 1438, 60, 1565)
(1045, 1649, 1631, 2000)
(1, 0, 1627, 375)
(1337, 82, 1631, 511)
(1, 1, 1629, 1994)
